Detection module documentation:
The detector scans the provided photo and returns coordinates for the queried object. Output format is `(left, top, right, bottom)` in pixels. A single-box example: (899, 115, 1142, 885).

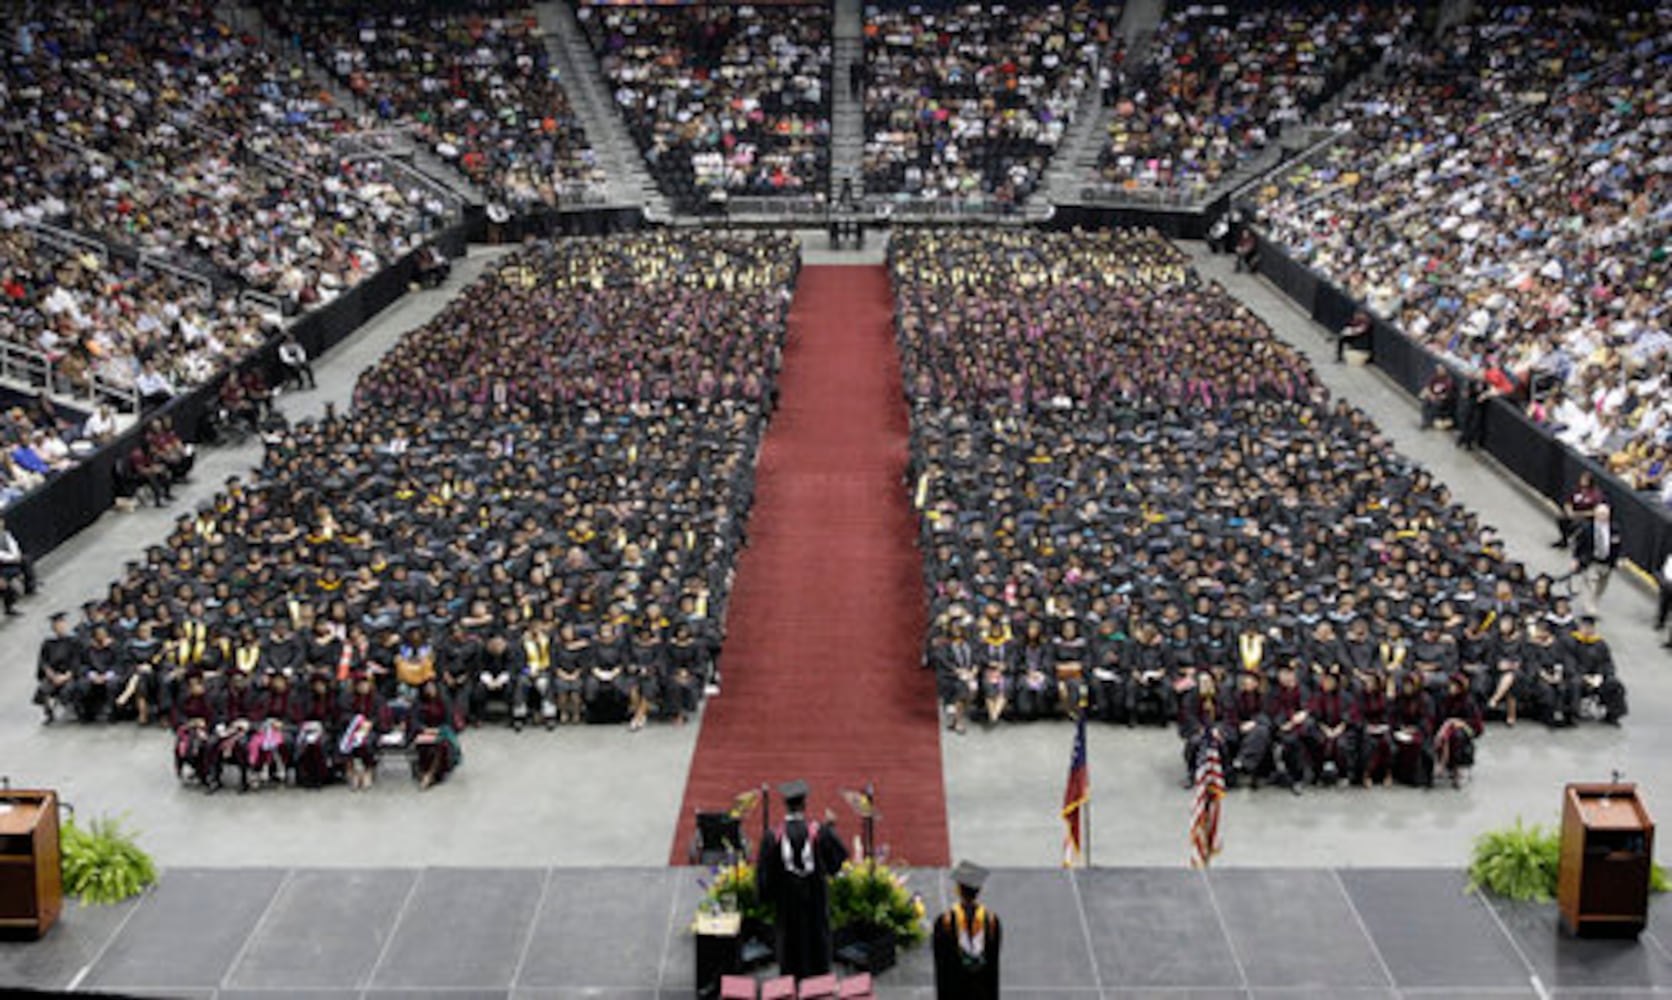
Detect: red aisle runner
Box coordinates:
(668, 265, 948, 867)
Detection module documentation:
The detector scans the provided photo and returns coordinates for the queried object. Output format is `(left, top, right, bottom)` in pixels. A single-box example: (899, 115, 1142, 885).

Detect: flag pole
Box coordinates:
(1083, 702, 1092, 868)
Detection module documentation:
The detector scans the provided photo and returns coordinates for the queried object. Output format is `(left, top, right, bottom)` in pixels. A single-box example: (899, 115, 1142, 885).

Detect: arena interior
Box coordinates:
(3, 0, 1672, 996)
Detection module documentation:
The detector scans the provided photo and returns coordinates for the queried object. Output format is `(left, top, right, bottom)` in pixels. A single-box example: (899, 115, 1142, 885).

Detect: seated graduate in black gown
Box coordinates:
(755, 779, 848, 979)
(933, 860, 1001, 1000)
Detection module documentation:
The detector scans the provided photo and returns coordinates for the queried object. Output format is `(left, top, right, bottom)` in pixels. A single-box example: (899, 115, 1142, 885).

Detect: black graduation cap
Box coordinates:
(951, 860, 989, 892)
(778, 779, 809, 805)
(49, 611, 68, 623)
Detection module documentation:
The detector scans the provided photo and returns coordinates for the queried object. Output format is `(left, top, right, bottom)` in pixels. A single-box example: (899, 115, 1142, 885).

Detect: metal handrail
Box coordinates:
(239, 289, 286, 318)
(136, 254, 215, 300)
(340, 152, 464, 218)
(334, 128, 420, 158)
(0, 336, 141, 414)
(21, 221, 108, 266)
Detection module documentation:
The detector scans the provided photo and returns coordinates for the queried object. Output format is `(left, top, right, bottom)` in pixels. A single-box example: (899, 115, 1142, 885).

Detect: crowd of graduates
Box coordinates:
(267, 1, 607, 212)
(862, 0, 1113, 205)
(582, 3, 832, 211)
(895, 229, 1627, 793)
(33, 231, 800, 794)
(1254, 1, 1672, 494)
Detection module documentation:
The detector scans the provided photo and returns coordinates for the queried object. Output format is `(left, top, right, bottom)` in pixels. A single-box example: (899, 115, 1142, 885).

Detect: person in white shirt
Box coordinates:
(278, 334, 315, 390)
(1657, 551, 1672, 648)
(135, 361, 174, 412)
(0, 515, 36, 608)
(1571, 502, 1621, 616)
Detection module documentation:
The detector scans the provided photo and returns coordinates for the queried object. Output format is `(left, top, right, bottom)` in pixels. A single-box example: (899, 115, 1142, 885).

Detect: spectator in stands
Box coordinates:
(583, 4, 832, 210)
(863, 1, 1111, 205)
(1254, 2, 1672, 491)
(135, 361, 175, 414)
(269, 3, 604, 211)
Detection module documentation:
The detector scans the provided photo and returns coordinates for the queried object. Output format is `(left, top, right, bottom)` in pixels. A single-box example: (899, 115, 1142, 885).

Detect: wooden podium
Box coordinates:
(0, 789, 63, 939)
(1558, 783, 1654, 937)
(694, 910, 743, 999)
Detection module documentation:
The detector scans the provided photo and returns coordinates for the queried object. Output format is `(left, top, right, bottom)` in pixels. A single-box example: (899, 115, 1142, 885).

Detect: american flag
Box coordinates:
(1061, 706, 1089, 867)
(1190, 746, 1226, 869)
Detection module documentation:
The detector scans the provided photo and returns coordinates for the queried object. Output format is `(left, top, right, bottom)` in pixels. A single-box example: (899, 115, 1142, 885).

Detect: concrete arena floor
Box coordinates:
(1, 233, 1667, 871)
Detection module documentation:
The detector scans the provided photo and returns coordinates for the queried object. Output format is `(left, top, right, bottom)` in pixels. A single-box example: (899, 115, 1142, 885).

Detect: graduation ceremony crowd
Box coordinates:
(33, 231, 800, 794)
(1095, 1, 1414, 198)
(862, 0, 1113, 205)
(581, 2, 832, 210)
(266, 1, 608, 213)
(0, 228, 271, 408)
(1253, 1, 1672, 497)
(2, 1, 448, 311)
(897, 228, 1628, 793)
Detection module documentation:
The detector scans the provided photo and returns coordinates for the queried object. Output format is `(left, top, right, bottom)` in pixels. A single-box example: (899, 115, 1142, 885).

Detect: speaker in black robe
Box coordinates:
(933, 861, 1001, 1000)
(755, 779, 849, 978)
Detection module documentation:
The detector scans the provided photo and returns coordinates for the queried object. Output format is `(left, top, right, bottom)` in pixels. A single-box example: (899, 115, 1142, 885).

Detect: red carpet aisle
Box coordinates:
(669, 265, 948, 866)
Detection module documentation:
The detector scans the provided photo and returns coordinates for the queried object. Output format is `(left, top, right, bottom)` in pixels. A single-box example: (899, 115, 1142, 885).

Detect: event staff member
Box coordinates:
(1571, 502, 1621, 615)
(1419, 366, 1457, 428)
(756, 779, 848, 979)
(1658, 551, 1672, 648)
(933, 861, 1001, 999)
(0, 516, 38, 610)
(1556, 472, 1605, 549)
(278, 334, 316, 390)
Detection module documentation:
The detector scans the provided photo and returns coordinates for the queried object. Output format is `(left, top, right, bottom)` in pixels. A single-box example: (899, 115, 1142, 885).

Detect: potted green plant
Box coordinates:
(1468, 818, 1670, 901)
(60, 815, 157, 905)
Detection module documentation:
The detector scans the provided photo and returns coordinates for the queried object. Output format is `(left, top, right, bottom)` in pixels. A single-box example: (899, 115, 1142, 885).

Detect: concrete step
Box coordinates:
(532, 0, 668, 215)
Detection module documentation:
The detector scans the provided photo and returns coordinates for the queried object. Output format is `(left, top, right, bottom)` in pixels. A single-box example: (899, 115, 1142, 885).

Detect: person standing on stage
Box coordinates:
(933, 860, 1001, 1000)
(755, 779, 848, 978)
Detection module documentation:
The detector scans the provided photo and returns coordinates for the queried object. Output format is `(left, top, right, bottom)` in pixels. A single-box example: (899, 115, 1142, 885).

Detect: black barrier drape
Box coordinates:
(1047, 204, 1213, 240)
(1249, 231, 1672, 574)
(7, 223, 460, 560)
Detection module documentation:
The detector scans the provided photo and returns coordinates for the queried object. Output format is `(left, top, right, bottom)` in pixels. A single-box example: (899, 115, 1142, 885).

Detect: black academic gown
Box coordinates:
(932, 902, 1002, 1000)
(755, 813, 848, 978)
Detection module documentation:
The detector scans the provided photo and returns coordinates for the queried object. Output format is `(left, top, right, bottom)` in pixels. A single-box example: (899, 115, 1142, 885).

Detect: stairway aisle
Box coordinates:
(534, 1, 669, 216)
(830, 0, 866, 200)
(669, 265, 948, 867)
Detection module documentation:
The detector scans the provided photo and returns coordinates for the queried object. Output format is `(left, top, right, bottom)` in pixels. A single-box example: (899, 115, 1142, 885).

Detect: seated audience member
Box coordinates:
(863, 1, 1112, 205)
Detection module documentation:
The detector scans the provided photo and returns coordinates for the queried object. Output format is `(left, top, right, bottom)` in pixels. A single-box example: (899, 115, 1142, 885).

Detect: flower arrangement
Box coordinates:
(695, 858, 773, 927)
(828, 857, 928, 947)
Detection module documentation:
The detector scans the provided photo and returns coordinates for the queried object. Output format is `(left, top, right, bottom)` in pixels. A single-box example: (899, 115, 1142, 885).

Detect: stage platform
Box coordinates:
(5, 867, 1672, 998)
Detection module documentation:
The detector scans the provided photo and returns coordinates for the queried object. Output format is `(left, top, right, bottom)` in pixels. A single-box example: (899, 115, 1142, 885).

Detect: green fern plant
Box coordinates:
(1468, 820, 1561, 902)
(1468, 819, 1671, 901)
(60, 815, 157, 905)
